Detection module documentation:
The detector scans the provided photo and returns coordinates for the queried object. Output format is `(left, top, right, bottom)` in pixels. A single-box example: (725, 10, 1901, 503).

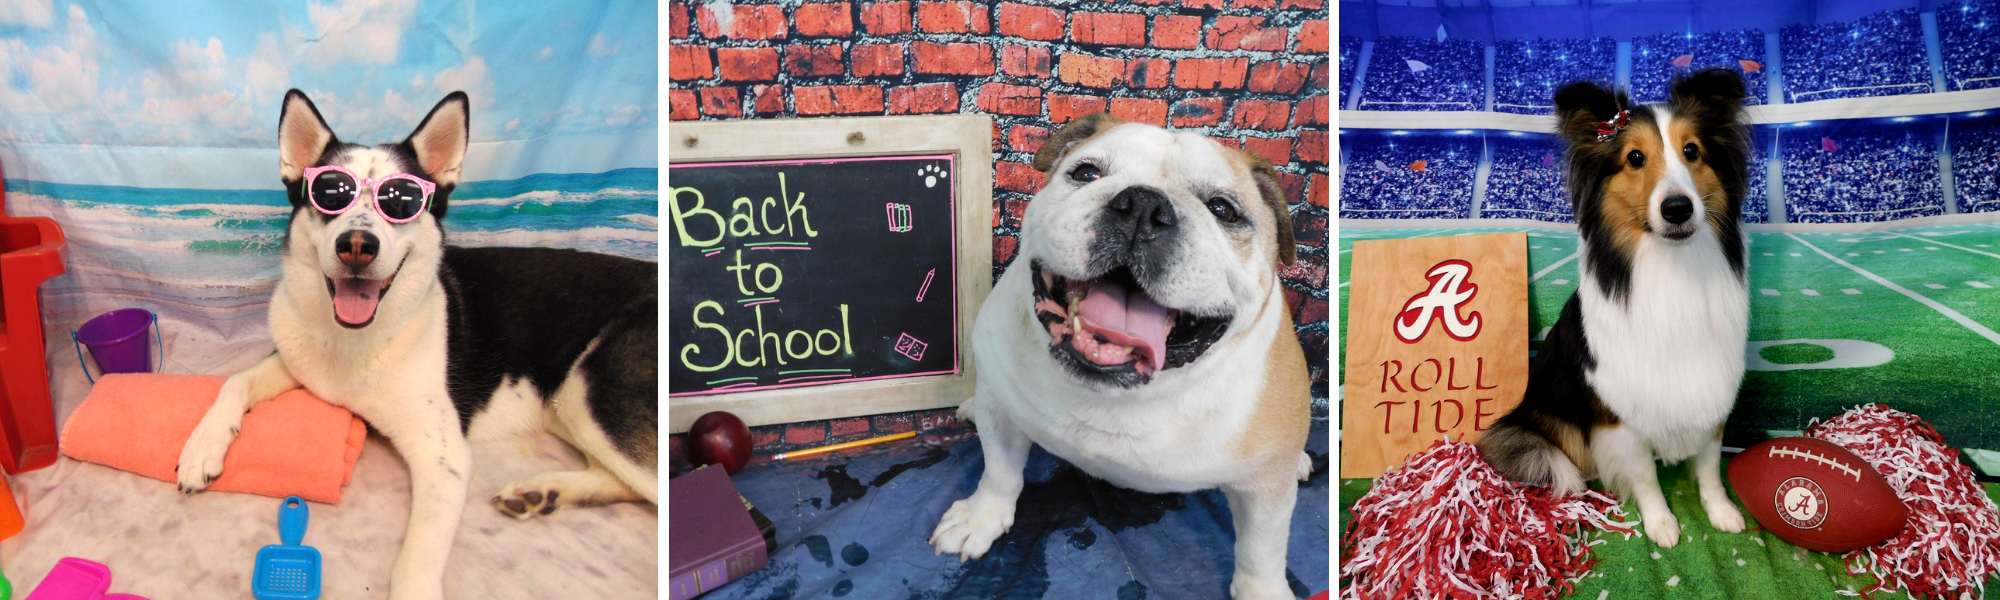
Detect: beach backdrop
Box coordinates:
(0, 1, 660, 596)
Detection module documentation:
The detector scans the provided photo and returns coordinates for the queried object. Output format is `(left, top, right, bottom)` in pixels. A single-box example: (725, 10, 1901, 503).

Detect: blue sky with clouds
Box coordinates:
(0, 0, 657, 188)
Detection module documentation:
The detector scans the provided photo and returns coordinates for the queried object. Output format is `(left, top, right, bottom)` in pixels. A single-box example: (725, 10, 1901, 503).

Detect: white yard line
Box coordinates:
(1886, 231, 2000, 260)
(1532, 250, 1580, 283)
(1790, 233, 2000, 347)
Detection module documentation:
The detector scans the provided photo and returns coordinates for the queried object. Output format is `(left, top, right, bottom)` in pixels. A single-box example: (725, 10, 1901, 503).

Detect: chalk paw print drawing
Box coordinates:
(919, 164, 946, 188)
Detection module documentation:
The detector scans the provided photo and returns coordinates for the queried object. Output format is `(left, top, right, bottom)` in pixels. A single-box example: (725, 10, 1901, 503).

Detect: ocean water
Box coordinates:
(0, 169, 658, 377)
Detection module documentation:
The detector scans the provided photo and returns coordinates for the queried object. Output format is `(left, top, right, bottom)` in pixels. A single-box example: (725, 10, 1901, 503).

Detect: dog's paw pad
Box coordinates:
(493, 485, 562, 519)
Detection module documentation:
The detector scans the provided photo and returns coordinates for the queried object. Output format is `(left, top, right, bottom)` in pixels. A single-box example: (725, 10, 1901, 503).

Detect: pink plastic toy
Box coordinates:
(24, 558, 147, 600)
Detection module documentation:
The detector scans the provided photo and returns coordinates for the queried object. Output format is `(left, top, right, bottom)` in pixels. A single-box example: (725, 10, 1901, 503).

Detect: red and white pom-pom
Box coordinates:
(1340, 439, 1635, 600)
(1808, 404, 2000, 600)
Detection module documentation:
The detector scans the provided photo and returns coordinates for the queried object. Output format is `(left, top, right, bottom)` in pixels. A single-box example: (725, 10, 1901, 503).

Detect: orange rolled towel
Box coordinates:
(59, 374, 367, 504)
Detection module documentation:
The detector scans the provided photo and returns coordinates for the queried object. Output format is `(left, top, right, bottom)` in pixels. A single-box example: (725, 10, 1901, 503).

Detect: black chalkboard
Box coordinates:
(667, 155, 959, 396)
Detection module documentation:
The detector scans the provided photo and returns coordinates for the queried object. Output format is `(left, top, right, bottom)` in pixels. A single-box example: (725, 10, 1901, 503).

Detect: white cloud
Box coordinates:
(433, 56, 491, 107)
(0, 0, 53, 28)
(305, 0, 417, 66)
(600, 104, 643, 126)
(587, 33, 620, 57)
(24, 40, 95, 113)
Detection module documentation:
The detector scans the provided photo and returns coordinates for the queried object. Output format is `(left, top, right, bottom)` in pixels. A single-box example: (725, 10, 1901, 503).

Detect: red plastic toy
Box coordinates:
(0, 161, 69, 474)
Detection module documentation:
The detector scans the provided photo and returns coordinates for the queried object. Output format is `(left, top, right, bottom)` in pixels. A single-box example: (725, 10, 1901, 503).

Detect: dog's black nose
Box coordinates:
(338, 230, 379, 272)
(1661, 195, 1695, 225)
(1107, 187, 1177, 241)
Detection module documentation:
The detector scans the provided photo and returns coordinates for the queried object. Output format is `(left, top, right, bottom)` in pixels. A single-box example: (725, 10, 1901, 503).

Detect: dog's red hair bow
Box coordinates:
(1596, 110, 1631, 143)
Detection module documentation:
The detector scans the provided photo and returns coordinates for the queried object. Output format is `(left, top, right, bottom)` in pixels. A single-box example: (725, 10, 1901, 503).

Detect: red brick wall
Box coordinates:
(668, 0, 1331, 460)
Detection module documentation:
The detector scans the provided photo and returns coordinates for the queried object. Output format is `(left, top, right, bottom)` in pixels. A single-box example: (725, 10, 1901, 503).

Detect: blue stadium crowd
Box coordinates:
(1781, 125, 1943, 223)
(1940, 1, 2000, 92)
(1357, 36, 1486, 111)
(1340, 135, 1481, 218)
(1493, 38, 1617, 115)
(1742, 133, 1773, 223)
(1339, 36, 1360, 107)
(1628, 29, 1768, 106)
(1780, 9, 1932, 102)
(1952, 120, 2000, 213)
(1480, 134, 1573, 222)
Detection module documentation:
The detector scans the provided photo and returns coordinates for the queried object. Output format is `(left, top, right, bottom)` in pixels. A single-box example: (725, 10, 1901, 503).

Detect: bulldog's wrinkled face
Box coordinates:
(1020, 114, 1296, 390)
(276, 89, 467, 329)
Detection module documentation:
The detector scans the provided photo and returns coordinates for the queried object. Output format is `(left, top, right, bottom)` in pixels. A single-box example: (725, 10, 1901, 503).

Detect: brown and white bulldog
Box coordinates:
(928, 114, 1314, 600)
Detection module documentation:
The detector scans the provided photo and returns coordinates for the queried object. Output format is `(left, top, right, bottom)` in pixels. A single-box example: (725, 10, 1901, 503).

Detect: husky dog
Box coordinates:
(176, 90, 658, 599)
(1478, 69, 1752, 548)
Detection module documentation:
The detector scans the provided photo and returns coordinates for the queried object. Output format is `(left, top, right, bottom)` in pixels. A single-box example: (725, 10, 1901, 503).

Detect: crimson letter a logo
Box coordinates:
(1394, 259, 1481, 343)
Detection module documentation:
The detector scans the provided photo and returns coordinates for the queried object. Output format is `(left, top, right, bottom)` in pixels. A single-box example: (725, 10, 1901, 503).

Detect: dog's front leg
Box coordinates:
(178, 353, 299, 493)
(372, 398, 472, 600)
(1222, 471, 1301, 600)
(929, 395, 1030, 561)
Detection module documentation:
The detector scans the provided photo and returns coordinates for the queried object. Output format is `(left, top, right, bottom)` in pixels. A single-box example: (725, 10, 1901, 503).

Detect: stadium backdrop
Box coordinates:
(1338, 0, 2000, 470)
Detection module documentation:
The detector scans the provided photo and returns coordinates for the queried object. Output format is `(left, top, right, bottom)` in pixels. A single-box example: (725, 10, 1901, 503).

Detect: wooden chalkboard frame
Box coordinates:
(666, 115, 995, 433)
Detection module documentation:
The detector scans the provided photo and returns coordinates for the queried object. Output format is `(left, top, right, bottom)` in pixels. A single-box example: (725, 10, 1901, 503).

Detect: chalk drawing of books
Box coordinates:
(894, 332, 927, 361)
(886, 203, 912, 233)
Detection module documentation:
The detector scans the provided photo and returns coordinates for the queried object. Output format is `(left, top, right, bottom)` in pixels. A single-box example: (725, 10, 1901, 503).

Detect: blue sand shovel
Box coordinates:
(252, 497, 320, 600)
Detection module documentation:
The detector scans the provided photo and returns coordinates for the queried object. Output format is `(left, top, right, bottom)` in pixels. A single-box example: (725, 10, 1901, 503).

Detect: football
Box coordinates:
(1727, 437, 1907, 553)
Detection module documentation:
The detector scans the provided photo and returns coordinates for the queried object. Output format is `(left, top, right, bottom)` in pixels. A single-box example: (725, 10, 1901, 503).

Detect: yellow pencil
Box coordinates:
(773, 431, 917, 460)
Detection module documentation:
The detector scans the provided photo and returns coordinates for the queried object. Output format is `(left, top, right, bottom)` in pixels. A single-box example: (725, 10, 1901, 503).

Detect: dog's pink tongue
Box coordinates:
(332, 278, 387, 325)
(1075, 283, 1172, 373)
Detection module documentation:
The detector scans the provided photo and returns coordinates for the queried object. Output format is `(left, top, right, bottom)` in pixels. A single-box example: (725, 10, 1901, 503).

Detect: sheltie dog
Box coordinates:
(1478, 69, 1752, 548)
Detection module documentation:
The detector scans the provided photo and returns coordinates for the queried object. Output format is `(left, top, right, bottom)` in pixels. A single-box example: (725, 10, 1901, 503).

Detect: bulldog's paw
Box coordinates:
(929, 496, 1013, 561)
(1643, 509, 1682, 548)
(1295, 452, 1312, 482)
(1704, 496, 1746, 533)
(1229, 574, 1297, 600)
(175, 414, 240, 494)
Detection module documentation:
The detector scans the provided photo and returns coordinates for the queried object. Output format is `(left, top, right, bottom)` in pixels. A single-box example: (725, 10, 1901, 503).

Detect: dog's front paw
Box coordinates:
(1229, 574, 1297, 600)
(175, 416, 240, 494)
(1643, 508, 1682, 548)
(1704, 496, 1746, 533)
(929, 496, 1013, 561)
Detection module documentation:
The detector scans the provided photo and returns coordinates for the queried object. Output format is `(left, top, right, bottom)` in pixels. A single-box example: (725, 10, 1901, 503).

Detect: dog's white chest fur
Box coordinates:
(1579, 232, 1747, 462)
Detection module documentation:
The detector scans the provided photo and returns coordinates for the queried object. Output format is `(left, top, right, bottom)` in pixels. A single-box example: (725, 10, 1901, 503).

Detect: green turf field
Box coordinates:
(1339, 221, 2000, 597)
(1340, 222, 2000, 455)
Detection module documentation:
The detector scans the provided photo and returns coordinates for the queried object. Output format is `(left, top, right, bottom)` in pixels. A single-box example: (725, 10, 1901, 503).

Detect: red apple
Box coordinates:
(688, 411, 753, 473)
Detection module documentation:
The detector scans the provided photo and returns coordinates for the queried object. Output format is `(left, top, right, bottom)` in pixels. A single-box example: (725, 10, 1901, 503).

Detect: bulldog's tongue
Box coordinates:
(332, 277, 388, 325)
(1073, 282, 1172, 373)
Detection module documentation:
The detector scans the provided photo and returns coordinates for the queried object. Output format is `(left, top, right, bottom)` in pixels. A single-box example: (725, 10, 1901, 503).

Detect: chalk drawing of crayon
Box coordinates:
(886, 203, 913, 232)
(916, 268, 936, 302)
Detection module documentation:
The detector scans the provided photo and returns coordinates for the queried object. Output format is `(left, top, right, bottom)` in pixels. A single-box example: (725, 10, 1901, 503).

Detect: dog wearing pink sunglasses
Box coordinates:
(176, 90, 658, 599)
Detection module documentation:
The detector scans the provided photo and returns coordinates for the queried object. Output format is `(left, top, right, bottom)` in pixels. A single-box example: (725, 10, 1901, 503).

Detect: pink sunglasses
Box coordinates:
(302, 165, 436, 223)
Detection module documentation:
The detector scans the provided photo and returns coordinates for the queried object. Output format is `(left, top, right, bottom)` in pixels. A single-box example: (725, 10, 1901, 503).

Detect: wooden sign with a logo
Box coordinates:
(1341, 232, 1529, 478)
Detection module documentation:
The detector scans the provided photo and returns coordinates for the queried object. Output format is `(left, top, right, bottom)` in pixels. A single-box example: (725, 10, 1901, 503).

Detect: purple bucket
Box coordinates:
(73, 308, 159, 383)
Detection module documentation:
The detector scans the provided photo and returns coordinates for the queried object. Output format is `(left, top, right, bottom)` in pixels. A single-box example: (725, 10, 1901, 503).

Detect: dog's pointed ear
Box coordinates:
(407, 92, 470, 187)
(1553, 81, 1627, 147)
(1240, 150, 1297, 267)
(1669, 67, 1748, 115)
(1033, 113, 1123, 173)
(278, 89, 335, 182)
